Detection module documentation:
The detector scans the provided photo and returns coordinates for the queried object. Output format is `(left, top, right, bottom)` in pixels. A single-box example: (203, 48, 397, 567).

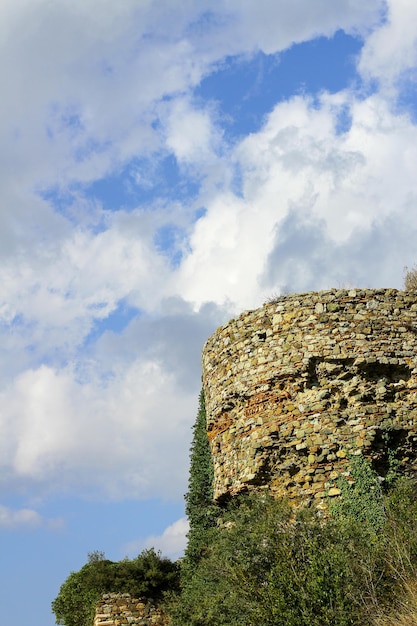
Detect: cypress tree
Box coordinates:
(183, 388, 220, 573)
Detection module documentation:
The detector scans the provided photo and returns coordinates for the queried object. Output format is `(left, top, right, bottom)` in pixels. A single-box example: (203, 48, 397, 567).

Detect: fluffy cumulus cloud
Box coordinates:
(0, 0, 384, 194)
(0, 361, 192, 497)
(125, 517, 189, 560)
(178, 89, 417, 306)
(0, 298, 226, 499)
(1, 0, 417, 508)
(359, 0, 417, 89)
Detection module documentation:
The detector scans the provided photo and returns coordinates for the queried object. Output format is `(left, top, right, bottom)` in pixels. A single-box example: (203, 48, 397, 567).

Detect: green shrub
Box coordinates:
(330, 454, 386, 533)
(170, 474, 417, 625)
(51, 567, 102, 626)
(52, 549, 179, 626)
(169, 494, 383, 626)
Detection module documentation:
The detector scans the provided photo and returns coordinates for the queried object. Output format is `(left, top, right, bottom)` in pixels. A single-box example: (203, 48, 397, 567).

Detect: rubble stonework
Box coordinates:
(202, 288, 417, 508)
(94, 593, 169, 626)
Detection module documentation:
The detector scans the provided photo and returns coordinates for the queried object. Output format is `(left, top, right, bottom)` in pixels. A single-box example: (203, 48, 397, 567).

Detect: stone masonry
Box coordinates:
(202, 289, 417, 509)
(94, 593, 169, 626)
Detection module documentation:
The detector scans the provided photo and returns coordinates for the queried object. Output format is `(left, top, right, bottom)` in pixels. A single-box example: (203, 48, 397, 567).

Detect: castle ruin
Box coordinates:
(202, 289, 417, 509)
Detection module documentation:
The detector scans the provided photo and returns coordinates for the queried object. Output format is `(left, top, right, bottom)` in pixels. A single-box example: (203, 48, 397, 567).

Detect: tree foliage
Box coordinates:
(52, 549, 179, 626)
(183, 389, 220, 573)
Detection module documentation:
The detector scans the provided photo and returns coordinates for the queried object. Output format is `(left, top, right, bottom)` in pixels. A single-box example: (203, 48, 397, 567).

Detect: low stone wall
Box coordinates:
(202, 288, 417, 508)
(94, 593, 169, 626)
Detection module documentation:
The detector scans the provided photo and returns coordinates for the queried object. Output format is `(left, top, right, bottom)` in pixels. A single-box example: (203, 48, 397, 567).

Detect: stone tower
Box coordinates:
(202, 289, 417, 509)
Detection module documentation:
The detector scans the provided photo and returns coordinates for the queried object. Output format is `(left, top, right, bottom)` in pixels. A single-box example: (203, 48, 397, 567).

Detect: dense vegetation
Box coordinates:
(167, 390, 417, 625)
(52, 548, 179, 626)
(170, 480, 417, 625)
(53, 388, 417, 626)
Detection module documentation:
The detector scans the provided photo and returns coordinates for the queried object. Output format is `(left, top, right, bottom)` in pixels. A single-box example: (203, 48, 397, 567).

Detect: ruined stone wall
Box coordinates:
(94, 593, 168, 626)
(202, 289, 417, 508)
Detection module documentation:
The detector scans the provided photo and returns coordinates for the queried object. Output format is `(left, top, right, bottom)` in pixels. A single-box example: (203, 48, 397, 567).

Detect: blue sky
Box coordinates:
(1, 1, 417, 624)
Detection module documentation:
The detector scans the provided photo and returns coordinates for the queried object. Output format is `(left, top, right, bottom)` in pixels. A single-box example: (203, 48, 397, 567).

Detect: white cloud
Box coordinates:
(0, 1, 203, 203)
(359, 0, 417, 89)
(0, 298, 227, 499)
(0, 0, 384, 197)
(0, 0, 387, 277)
(124, 517, 189, 560)
(0, 207, 172, 363)
(0, 505, 41, 528)
(217, 0, 383, 55)
(0, 359, 196, 499)
(176, 85, 417, 307)
(0, 504, 63, 529)
(163, 97, 219, 166)
(0, 0, 412, 503)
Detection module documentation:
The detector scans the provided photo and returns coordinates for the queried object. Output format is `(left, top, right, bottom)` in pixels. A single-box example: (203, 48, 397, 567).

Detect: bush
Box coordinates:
(169, 476, 417, 626)
(330, 454, 386, 533)
(52, 549, 179, 626)
(403, 265, 417, 290)
(169, 493, 384, 626)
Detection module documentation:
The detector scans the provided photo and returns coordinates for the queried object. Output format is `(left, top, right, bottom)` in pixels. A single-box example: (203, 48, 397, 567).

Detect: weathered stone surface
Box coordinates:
(94, 594, 168, 626)
(202, 288, 417, 508)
